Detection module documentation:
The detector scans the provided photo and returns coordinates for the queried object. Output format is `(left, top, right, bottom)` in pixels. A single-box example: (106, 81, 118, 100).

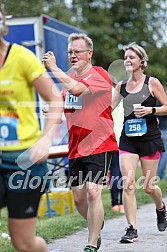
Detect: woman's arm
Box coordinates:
(134, 78, 167, 118)
(30, 72, 64, 163)
(112, 83, 122, 111)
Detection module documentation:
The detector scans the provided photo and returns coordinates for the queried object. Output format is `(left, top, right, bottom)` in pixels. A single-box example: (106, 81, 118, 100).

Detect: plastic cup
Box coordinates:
(133, 103, 141, 109)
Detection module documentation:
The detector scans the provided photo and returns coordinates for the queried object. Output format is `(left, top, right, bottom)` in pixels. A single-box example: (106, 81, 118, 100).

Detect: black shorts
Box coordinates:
(0, 169, 47, 219)
(69, 152, 112, 187)
(6, 187, 43, 219)
(0, 150, 49, 219)
(119, 135, 164, 157)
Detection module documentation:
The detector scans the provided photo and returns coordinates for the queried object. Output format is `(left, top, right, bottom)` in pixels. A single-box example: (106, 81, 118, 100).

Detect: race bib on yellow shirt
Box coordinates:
(0, 117, 19, 146)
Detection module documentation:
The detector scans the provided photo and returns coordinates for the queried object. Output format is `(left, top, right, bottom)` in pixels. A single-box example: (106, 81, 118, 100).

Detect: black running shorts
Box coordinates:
(69, 152, 112, 186)
(119, 135, 164, 157)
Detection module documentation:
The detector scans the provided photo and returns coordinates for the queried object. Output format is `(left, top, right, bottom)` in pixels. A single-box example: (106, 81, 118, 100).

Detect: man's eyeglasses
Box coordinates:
(66, 50, 90, 57)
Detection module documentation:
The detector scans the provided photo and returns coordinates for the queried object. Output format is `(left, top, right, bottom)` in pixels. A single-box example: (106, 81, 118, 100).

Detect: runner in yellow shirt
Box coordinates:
(0, 5, 63, 252)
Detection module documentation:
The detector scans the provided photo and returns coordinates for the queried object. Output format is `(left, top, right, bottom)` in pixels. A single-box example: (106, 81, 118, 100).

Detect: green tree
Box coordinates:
(70, 0, 167, 76)
(1, 0, 73, 22)
(146, 44, 167, 84)
(1, 0, 167, 85)
(1, 0, 45, 16)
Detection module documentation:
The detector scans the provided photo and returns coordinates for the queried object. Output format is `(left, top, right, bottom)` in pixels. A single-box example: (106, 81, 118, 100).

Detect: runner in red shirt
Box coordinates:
(42, 33, 118, 252)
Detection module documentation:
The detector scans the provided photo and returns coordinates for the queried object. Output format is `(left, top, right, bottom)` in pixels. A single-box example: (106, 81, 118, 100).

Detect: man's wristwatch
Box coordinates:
(151, 107, 156, 115)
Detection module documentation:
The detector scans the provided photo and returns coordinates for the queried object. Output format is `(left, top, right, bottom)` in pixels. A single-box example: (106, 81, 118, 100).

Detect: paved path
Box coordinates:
(48, 198, 167, 252)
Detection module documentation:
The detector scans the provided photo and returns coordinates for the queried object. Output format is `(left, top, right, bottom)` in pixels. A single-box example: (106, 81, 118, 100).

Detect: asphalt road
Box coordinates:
(48, 198, 167, 252)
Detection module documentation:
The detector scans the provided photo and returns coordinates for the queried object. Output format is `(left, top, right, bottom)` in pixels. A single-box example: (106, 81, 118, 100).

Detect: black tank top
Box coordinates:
(120, 76, 161, 141)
